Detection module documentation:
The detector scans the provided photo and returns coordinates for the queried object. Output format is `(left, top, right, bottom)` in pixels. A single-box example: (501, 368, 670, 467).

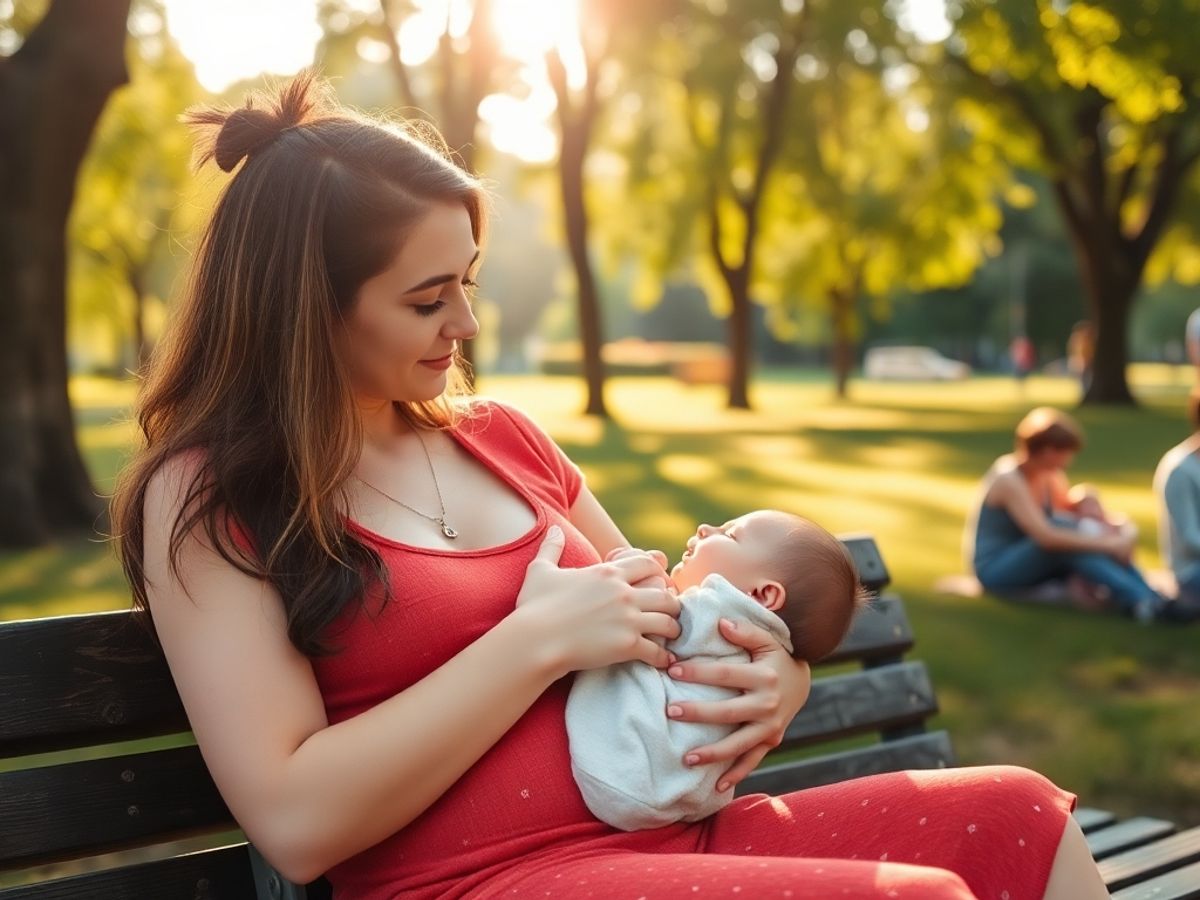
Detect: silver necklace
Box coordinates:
(356, 427, 458, 539)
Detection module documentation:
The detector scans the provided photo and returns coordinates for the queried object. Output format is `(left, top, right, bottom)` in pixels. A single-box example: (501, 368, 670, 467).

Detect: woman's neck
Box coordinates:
(356, 396, 412, 454)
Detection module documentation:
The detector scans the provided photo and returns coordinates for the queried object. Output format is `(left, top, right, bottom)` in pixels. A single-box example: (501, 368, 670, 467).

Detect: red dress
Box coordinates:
(315, 401, 1075, 900)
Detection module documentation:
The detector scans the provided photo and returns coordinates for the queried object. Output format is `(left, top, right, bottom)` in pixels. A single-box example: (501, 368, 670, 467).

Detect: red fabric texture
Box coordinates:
(311, 400, 1075, 900)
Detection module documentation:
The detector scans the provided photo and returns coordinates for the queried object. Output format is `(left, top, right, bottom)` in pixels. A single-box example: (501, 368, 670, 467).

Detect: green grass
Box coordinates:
(5, 368, 1199, 823)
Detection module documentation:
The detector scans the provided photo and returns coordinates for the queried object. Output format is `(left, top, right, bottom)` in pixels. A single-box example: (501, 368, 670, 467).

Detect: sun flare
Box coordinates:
(158, 0, 587, 163)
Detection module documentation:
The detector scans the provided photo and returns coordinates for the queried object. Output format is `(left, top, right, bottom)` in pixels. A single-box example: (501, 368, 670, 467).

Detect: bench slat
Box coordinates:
(779, 661, 937, 751)
(0, 844, 254, 900)
(0, 747, 232, 868)
(820, 595, 913, 667)
(0, 613, 186, 758)
(1074, 807, 1118, 833)
(1110, 859, 1200, 900)
(1086, 817, 1177, 861)
(1099, 827, 1200, 891)
(737, 731, 956, 797)
(0, 593, 913, 760)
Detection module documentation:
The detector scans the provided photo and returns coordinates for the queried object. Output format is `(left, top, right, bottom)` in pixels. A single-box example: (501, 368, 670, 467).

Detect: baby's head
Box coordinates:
(1068, 483, 1104, 519)
(670, 510, 866, 661)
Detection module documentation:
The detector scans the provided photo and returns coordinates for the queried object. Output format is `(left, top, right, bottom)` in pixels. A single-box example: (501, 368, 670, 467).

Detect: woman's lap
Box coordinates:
(977, 539, 1153, 609)
(477, 766, 1073, 900)
(485, 852, 974, 899)
(976, 539, 1070, 590)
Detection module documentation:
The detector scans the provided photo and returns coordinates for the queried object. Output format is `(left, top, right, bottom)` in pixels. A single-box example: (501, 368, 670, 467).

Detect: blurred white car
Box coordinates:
(862, 346, 971, 381)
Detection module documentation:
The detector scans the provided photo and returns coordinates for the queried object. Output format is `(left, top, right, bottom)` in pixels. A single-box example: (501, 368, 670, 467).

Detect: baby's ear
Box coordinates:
(751, 580, 786, 611)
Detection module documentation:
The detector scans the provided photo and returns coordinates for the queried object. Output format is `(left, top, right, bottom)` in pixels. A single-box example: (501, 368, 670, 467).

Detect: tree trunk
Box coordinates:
(1083, 277, 1137, 405)
(129, 268, 148, 374)
(1056, 194, 1138, 405)
(724, 268, 752, 410)
(829, 287, 855, 399)
(558, 125, 608, 418)
(548, 50, 607, 419)
(0, 0, 130, 547)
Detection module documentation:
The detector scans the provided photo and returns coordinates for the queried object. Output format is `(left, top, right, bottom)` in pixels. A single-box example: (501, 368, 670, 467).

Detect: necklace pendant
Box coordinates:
(440, 521, 459, 539)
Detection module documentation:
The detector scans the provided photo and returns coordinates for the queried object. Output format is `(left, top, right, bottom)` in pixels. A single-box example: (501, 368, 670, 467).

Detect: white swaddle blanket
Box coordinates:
(565, 573, 793, 830)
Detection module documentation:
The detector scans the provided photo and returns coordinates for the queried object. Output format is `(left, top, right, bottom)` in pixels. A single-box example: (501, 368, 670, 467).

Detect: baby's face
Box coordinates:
(1074, 496, 1103, 519)
(671, 510, 792, 595)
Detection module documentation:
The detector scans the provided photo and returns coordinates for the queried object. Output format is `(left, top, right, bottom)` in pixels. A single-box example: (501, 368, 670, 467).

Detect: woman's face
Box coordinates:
(1030, 446, 1076, 472)
(340, 202, 480, 404)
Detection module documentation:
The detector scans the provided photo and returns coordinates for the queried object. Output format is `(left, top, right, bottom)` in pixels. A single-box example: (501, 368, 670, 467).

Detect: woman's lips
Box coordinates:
(419, 353, 453, 371)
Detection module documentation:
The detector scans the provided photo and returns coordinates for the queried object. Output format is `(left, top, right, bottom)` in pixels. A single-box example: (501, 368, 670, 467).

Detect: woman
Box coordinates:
(111, 72, 1105, 899)
(969, 407, 1168, 621)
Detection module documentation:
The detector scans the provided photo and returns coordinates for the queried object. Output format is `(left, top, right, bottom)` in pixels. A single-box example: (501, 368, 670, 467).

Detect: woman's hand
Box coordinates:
(514, 527, 681, 677)
(1102, 530, 1136, 564)
(604, 546, 672, 592)
(667, 617, 812, 793)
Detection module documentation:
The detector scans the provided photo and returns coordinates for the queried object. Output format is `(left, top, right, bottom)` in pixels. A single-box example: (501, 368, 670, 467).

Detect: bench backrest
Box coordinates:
(0, 538, 951, 899)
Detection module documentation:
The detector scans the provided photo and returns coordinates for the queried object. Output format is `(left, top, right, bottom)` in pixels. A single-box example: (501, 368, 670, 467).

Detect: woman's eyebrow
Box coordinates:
(403, 250, 481, 294)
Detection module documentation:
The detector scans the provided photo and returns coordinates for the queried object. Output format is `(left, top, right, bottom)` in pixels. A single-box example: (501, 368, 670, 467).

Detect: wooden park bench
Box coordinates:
(2, 537, 1197, 899)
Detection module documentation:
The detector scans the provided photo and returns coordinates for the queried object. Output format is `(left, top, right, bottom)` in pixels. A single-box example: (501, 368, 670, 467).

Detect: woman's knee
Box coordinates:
(963, 764, 1065, 803)
(910, 764, 1072, 821)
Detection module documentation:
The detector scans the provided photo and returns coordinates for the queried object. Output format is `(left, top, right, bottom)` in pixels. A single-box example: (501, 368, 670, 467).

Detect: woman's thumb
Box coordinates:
(535, 524, 565, 564)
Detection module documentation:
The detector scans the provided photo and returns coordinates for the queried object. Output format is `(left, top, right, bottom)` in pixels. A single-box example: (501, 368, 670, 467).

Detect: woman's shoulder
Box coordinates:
(144, 448, 208, 516)
(456, 397, 551, 444)
(981, 456, 1021, 500)
(984, 454, 1019, 483)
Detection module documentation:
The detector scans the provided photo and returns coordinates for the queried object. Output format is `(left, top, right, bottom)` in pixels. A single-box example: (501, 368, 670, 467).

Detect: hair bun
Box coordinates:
(183, 69, 333, 173)
(212, 106, 285, 172)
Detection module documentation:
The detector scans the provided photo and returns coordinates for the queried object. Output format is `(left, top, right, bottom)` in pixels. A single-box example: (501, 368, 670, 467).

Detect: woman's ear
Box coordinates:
(751, 580, 786, 611)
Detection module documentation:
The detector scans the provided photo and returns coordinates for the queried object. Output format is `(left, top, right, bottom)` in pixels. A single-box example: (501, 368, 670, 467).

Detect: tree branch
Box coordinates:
(943, 50, 1070, 174)
(378, 0, 421, 111)
(741, 33, 800, 269)
(1131, 123, 1200, 270)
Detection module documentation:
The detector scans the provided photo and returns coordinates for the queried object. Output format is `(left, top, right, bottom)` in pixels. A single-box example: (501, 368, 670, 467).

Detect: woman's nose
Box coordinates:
(445, 296, 480, 341)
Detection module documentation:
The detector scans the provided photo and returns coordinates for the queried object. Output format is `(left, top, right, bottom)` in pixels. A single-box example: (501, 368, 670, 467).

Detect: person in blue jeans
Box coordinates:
(968, 407, 1190, 623)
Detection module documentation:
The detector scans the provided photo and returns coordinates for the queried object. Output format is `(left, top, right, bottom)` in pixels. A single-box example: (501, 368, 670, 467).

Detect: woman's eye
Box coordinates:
(462, 277, 479, 295)
(413, 300, 446, 317)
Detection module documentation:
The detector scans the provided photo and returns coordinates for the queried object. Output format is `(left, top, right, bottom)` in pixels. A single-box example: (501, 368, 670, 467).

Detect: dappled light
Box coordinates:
(4, 0, 1200, 870)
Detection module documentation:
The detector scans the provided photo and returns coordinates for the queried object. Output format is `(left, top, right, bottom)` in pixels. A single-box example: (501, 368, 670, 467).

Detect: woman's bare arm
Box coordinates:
(568, 483, 631, 559)
(145, 461, 677, 884)
(990, 471, 1127, 555)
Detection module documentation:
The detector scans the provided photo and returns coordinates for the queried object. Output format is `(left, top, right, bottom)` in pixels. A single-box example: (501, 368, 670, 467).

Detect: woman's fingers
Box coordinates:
(714, 743, 774, 792)
(634, 637, 673, 669)
(668, 659, 768, 692)
(609, 552, 670, 585)
(716, 616, 778, 656)
(682, 721, 772, 767)
(638, 610, 682, 641)
(630, 585, 681, 617)
(667, 693, 772, 725)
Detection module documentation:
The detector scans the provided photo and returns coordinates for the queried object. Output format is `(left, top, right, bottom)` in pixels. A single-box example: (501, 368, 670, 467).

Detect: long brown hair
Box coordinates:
(110, 70, 488, 655)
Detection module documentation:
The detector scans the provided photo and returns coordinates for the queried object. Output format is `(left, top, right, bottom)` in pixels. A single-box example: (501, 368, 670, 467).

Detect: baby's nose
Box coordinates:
(696, 523, 716, 538)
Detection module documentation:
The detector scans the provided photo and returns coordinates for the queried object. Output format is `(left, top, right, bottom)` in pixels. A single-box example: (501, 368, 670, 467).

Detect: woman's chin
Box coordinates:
(401, 373, 449, 402)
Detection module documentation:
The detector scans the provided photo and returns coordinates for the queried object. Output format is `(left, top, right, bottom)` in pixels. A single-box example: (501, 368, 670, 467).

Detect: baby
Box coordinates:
(1056, 484, 1138, 540)
(566, 509, 866, 831)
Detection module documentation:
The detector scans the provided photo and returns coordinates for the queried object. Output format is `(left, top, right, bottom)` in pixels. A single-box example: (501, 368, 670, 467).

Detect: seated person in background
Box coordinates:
(1054, 483, 1139, 540)
(966, 407, 1180, 623)
(1155, 388, 1200, 602)
(566, 510, 866, 831)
